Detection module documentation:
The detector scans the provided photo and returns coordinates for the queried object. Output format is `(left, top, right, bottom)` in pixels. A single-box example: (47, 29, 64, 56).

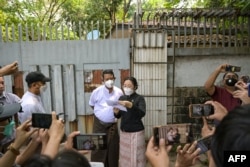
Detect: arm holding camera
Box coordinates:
(202, 116, 216, 167)
(0, 119, 38, 167)
(145, 136, 171, 167)
(204, 64, 228, 96)
(233, 81, 250, 105)
(42, 112, 65, 159)
(64, 131, 89, 155)
(15, 129, 47, 165)
(0, 61, 18, 76)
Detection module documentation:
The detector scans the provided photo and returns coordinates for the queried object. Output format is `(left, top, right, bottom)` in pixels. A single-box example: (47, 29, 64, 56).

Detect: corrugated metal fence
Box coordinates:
(1, 32, 131, 134)
(1, 9, 250, 139)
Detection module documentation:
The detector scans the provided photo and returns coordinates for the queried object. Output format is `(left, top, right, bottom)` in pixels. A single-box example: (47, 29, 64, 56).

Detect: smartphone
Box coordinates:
(153, 126, 160, 146)
(225, 65, 241, 72)
(73, 133, 107, 150)
(153, 124, 188, 146)
(196, 135, 213, 154)
(189, 104, 214, 118)
(248, 83, 250, 97)
(32, 113, 53, 129)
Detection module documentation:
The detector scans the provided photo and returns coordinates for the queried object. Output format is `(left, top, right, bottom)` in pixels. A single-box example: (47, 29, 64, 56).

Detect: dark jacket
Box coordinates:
(114, 92, 146, 132)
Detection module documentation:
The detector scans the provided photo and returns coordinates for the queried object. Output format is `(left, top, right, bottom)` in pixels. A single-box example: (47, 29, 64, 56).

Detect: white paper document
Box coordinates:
(106, 100, 127, 111)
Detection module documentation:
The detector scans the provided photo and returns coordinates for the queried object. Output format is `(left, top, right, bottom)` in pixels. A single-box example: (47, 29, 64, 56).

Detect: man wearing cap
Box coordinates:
(18, 71, 51, 123)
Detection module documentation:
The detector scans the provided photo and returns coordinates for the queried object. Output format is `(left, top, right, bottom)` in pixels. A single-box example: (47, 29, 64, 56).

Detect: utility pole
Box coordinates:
(136, 0, 142, 28)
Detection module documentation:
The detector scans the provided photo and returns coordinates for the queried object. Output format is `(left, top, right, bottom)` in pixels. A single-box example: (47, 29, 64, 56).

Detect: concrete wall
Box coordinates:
(171, 55, 250, 87)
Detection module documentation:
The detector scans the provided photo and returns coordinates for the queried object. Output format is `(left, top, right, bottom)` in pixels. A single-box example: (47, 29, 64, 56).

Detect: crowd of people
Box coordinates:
(146, 63, 250, 167)
(0, 61, 249, 167)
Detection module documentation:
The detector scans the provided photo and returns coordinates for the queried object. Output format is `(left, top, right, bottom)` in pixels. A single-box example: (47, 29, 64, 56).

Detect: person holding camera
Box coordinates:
(233, 80, 250, 105)
(204, 101, 250, 167)
(204, 63, 241, 113)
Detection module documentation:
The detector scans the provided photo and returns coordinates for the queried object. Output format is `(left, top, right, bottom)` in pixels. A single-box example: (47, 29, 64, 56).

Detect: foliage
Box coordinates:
(0, 0, 249, 41)
(200, 0, 250, 12)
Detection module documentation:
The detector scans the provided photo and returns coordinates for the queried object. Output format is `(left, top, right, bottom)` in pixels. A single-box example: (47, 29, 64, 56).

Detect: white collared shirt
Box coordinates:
(18, 91, 46, 123)
(89, 85, 123, 123)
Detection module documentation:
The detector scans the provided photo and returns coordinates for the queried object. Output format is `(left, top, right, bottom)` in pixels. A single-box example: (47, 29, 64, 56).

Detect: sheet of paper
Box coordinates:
(106, 100, 127, 111)
(106, 99, 118, 106)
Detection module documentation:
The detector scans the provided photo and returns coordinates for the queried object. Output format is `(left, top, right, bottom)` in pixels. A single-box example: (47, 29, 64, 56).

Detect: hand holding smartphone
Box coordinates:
(196, 135, 213, 154)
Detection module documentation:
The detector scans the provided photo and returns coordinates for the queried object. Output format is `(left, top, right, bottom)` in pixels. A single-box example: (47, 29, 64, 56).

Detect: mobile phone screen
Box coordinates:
(153, 124, 192, 146)
(189, 104, 214, 118)
(73, 133, 107, 150)
(153, 127, 160, 146)
(196, 135, 213, 154)
(32, 113, 53, 129)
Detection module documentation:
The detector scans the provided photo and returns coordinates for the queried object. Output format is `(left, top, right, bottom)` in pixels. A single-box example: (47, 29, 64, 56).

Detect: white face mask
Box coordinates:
(104, 80, 114, 88)
(123, 87, 134, 96)
(39, 85, 47, 93)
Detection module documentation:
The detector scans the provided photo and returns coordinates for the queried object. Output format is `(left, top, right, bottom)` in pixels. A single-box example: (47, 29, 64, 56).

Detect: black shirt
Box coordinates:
(114, 92, 146, 132)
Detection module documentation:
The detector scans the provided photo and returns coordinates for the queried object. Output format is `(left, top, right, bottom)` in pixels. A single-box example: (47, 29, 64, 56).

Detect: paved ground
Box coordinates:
(85, 150, 209, 167)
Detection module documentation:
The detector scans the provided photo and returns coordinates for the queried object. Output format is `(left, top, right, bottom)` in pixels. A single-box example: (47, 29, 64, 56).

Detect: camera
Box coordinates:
(153, 124, 193, 147)
(225, 65, 241, 72)
(73, 133, 107, 150)
(189, 104, 214, 118)
(196, 135, 213, 154)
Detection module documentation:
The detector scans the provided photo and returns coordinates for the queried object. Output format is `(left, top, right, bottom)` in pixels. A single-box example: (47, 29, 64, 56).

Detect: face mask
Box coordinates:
(39, 85, 47, 93)
(225, 78, 238, 86)
(104, 80, 114, 88)
(123, 87, 134, 96)
(3, 120, 15, 137)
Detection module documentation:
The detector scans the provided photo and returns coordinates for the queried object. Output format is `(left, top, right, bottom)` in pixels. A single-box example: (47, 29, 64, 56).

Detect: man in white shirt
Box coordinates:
(89, 69, 123, 167)
(18, 71, 51, 123)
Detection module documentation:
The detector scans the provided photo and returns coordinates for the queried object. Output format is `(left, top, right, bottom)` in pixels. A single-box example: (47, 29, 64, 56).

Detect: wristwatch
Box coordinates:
(7, 143, 20, 155)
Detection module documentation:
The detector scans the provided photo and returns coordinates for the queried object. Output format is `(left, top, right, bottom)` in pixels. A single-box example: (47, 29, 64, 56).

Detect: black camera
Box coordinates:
(225, 65, 241, 72)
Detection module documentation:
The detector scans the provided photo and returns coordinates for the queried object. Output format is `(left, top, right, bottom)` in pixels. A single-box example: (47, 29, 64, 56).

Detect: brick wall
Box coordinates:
(167, 86, 212, 139)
